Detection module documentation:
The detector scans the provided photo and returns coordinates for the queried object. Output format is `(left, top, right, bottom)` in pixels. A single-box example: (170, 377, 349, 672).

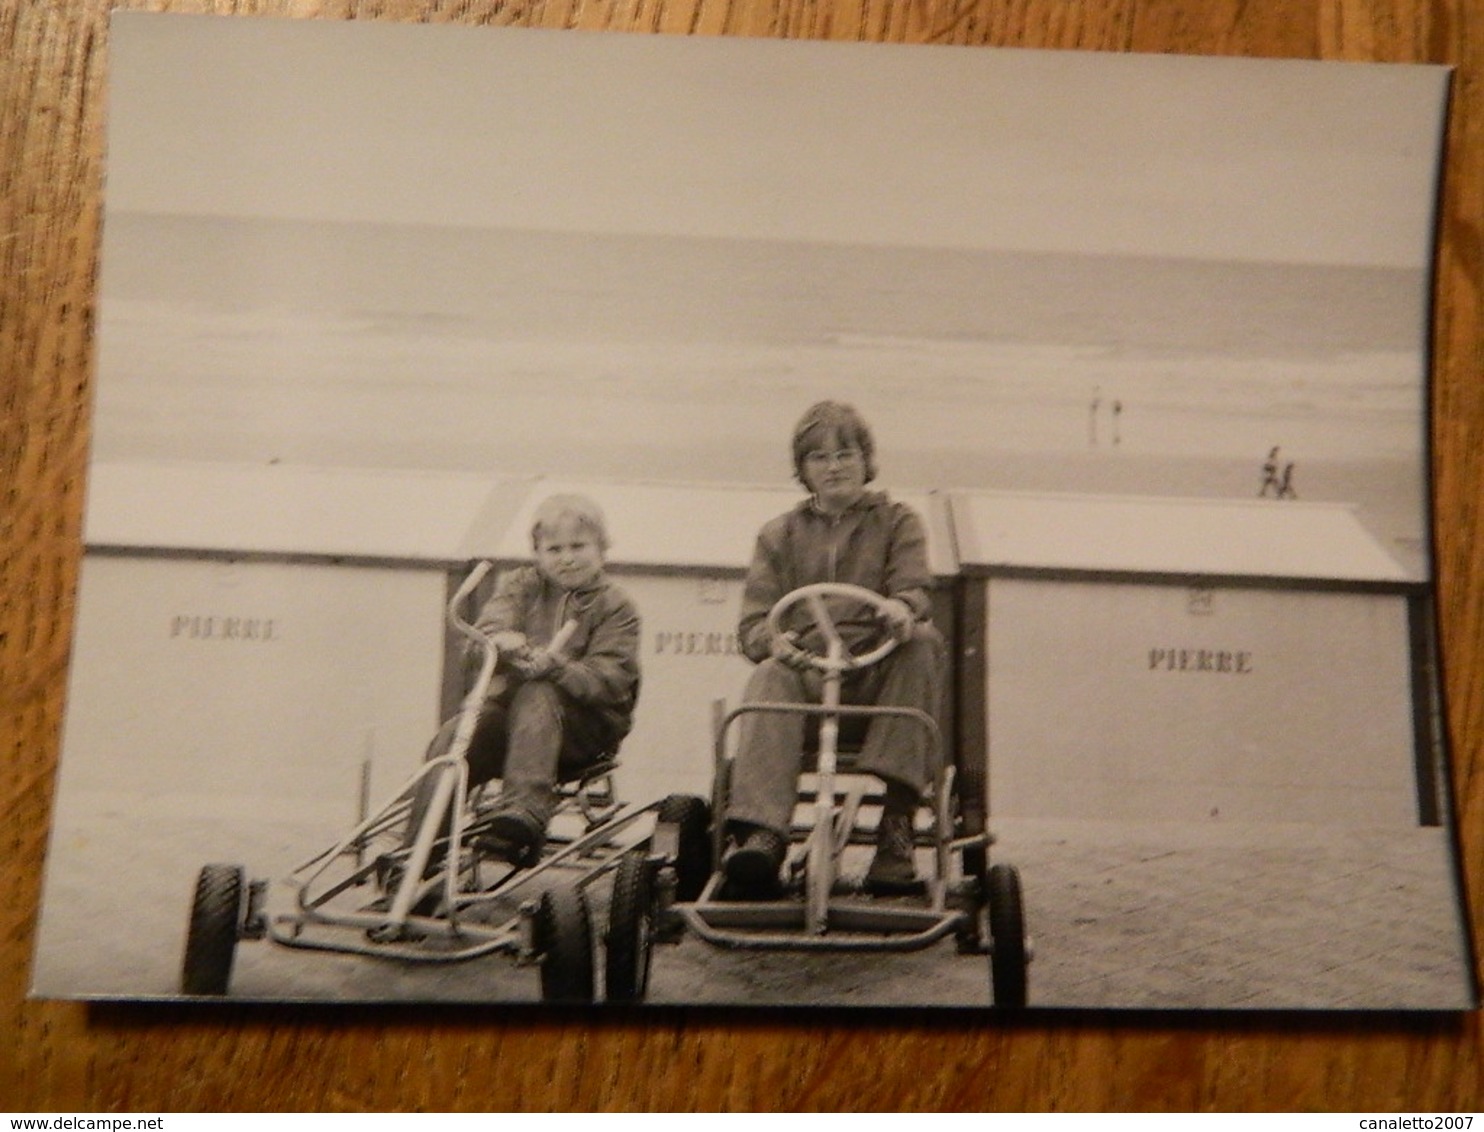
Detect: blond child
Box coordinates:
(422, 493, 641, 860)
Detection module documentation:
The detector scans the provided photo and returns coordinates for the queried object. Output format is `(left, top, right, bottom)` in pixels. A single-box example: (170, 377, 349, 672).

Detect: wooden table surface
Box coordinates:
(3, 0, 1482, 1113)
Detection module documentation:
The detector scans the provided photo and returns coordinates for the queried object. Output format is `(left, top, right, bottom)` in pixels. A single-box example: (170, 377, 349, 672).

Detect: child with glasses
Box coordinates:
(722, 401, 946, 895)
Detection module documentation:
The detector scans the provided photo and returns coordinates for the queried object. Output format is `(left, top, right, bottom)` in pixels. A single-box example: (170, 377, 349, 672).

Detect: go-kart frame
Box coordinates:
(31, 11, 1477, 1011)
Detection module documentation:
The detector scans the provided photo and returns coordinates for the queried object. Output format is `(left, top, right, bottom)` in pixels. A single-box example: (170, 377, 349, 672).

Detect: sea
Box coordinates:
(92, 212, 1435, 575)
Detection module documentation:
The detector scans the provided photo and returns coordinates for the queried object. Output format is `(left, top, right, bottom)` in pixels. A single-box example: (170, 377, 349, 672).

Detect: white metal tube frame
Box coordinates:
(693, 694, 979, 952)
(260, 560, 663, 964)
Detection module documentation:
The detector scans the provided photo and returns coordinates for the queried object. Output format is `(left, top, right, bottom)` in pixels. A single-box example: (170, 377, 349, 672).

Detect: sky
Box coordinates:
(105, 12, 1450, 268)
(91, 15, 1445, 576)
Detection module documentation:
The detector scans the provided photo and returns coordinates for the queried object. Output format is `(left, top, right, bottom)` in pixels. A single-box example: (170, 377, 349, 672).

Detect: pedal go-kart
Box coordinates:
(598, 582, 1030, 1008)
(179, 560, 710, 1003)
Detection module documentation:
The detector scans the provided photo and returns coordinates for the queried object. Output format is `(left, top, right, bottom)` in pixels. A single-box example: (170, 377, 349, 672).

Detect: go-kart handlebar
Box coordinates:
(448, 561, 499, 709)
(448, 560, 579, 685)
(449, 559, 497, 650)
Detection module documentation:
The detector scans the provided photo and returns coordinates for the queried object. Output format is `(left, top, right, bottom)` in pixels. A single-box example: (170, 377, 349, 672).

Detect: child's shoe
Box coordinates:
(476, 806, 545, 866)
(722, 826, 787, 897)
(864, 809, 923, 895)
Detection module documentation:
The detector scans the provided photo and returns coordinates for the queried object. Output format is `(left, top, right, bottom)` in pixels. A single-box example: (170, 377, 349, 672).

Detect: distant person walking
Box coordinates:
(1277, 462, 1297, 500)
(1090, 389, 1126, 449)
(1258, 447, 1282, 497)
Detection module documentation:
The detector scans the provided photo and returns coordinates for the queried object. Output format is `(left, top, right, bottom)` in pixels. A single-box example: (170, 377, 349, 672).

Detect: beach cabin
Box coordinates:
(949, 491, 1441, 828)
(459, 479, 959, 805)
(63, 465, 959, 823)
(62, 462, 534, 820)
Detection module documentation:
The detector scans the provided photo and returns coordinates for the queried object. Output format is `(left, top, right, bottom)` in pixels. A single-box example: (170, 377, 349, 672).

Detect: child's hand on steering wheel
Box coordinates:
(489, 630, 528, 654)
(512, 647, 559, 679)
(878, 597, 916, 642)
(770, 630, 812, 671)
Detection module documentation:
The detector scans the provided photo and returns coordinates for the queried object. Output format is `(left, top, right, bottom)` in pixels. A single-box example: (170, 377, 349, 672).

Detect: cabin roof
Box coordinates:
(949, 490, 1412, 583)
(81, 463, 956, 575)
(83, 461, 521, 562)
(462, 477, 958, 577)
(82, 463, 1413, 585)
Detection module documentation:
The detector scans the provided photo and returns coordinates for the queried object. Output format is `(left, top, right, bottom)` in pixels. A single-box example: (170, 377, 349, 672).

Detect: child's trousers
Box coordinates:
(724, 623, 947, 838)
(425, 680, 618, 828)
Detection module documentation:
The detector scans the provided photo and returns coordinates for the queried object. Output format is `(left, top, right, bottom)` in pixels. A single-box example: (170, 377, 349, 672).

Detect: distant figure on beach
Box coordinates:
(1090, 388, 1125, 448)
(1277, 462, 1297, 500)
(1258, 447, 1282, 497)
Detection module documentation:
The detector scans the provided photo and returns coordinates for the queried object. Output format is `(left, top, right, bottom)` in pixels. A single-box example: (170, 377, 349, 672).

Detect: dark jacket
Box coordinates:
(474, 565, 641, 737)
(737, 491, 933, 664)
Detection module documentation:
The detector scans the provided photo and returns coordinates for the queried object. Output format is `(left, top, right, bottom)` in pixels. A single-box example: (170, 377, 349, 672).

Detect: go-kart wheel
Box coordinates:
(765, 582, 904, 672)
(536, 883, 595, 1004)
(987, 863, 1028, 1009)
(655, 793, 712, 902)
(181, 864, 243, 996)
(605, 850, 657, 1003)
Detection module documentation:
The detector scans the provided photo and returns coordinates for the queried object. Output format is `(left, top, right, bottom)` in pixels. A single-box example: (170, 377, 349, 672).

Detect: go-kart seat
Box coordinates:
(712, 697, 905, 828)
(553, 753, 623, 826)
(558, 755, 620, 787)
(794, 715, 930, 849)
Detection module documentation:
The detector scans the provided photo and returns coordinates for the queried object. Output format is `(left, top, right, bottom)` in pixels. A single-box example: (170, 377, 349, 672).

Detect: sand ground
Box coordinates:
(29, 793, 1474, 1012)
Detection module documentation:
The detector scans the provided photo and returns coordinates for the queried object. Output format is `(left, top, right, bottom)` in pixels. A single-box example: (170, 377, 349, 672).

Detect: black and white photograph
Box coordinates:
(31, 11, 1477, 1010)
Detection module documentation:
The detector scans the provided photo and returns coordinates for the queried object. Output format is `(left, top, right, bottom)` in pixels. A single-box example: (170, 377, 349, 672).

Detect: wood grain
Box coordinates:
(3, 0, 1481, 1112)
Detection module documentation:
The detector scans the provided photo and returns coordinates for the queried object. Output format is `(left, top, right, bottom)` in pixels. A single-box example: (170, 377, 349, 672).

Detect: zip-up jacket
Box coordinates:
(737, 491, 933, 664)
(473, 565, 641, 737)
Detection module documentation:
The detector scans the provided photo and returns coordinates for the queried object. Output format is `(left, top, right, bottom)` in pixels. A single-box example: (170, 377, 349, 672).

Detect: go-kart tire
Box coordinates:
(536, 883, 595, 1004)
(605, 850, 656, 1003)
(987, 863, 1028, 1009)
(655, 793, 711, 902)
(182, 864, 243, 996)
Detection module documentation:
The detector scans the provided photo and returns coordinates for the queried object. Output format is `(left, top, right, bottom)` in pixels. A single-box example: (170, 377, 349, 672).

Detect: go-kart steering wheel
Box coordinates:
(764, 582, 905, 673)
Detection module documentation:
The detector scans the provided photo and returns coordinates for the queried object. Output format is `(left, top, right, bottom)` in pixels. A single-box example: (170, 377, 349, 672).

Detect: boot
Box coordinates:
(474, 795, 548, 866)
(865, 781, 923, 894)
(722, 824, 788, 897)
